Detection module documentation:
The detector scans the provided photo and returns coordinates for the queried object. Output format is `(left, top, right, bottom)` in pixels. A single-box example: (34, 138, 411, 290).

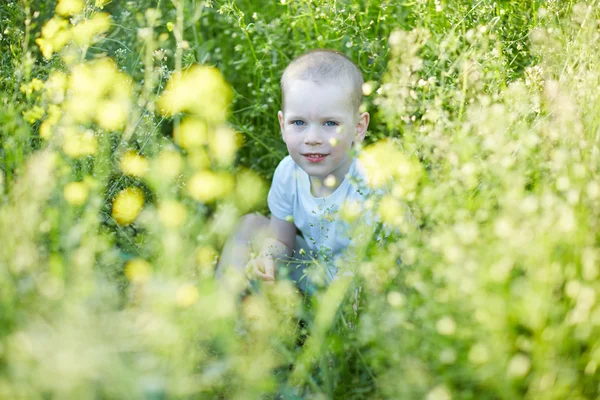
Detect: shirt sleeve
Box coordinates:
(267, 156, 295, 221)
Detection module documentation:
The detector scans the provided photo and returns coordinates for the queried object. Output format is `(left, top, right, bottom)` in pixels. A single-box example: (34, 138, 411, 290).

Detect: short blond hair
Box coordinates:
(281, 49, 364, 113)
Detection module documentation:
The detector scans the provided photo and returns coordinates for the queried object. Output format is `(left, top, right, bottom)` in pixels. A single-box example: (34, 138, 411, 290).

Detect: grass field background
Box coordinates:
(1, 0, 599, 398)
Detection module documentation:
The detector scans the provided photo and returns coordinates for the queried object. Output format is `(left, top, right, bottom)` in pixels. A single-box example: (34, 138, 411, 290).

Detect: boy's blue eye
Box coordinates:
(324, 121, 338, 127)
(291, 120, 305, 126)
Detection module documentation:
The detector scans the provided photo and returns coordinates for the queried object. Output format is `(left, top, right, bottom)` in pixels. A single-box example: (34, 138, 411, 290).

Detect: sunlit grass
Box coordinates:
(0, 0, 598, 398)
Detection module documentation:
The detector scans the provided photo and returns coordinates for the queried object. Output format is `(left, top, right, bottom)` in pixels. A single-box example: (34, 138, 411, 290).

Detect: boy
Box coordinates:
(217, 49, 370, 289)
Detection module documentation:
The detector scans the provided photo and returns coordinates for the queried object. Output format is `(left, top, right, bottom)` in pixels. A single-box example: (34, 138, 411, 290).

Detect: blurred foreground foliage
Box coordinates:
(0, 0, 599, 399)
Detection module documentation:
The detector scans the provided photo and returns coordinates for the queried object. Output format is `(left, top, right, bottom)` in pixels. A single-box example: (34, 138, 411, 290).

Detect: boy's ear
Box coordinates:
(278, 111, 285, 137)
(354, 112, 370, 143)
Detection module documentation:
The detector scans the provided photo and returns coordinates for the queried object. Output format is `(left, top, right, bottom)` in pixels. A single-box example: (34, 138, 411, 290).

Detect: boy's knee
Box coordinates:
(235, 213, 269, 241)
(239, 213, 268, 227)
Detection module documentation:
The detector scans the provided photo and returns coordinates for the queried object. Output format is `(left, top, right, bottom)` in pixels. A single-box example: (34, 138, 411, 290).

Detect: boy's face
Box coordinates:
(278, 78, 369, 190)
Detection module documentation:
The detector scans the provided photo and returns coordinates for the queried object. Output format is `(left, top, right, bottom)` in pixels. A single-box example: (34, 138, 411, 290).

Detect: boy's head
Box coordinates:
(280, 49, 365, 114)
(278, 50, 370, 189)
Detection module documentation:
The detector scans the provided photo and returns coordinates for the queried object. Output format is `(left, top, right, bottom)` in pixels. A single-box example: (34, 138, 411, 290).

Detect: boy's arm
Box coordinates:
(249, 216, 296, 282)
(261, 216, 296, 258)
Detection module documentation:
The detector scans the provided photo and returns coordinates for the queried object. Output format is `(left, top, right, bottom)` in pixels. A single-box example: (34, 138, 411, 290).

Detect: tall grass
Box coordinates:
(0, 0, 599, 398)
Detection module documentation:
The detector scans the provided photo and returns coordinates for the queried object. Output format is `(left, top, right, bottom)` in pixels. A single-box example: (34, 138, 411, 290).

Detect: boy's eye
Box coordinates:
(291, 120, 305, 126)
(324, 121, 338, 127)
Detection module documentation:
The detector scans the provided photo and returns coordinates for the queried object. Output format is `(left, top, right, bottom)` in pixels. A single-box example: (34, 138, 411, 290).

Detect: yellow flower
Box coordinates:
(45, 71, 68, 103)
(209, 126, 238, 166)
(39, 105, 62, 140)
(19, 78, 44, 96)
(120, 151, 148, 177)
(176, 284, 199, 307)
(235, 169, 266, 212)
(70, 59, 109, 98)
(39, 120, 53, 140)
(112, 187, 145, 225)
(39, 17, 69, 41)
(173, 117, 208, 149)
(71, 13, 111, 46)
(359, 140, 397, 188)
(96, 98, 130, 131)
(61, 128, 98, 158)
(359, 139, 422, 193)
(157, 65, 232, 123)
(124, 258, 152, 283)
(65, 58, 132, 129)
(64, 181, 89, 206)
(340, 199, 361, 223)
(31, 78, 44, 91)
(196, 246, 217, 271)
(22, 106, 45, 124)
(158, 200, 187, 228)
(187, 148, 211, 170)
(187, 171, 234, 203)
(55, 0, 85, 16)
(35, 17, 70, 59)
(66, 64, 103, 123)
(378, 195, 404, 228)
(154, 150, 183, 181)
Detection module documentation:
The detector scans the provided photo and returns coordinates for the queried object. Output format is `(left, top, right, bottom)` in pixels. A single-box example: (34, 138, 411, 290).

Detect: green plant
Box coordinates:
(0, 0, 598, 398)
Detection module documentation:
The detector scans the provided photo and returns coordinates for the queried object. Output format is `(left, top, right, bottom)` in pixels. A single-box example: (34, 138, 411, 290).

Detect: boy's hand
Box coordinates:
(245, 255, 276, 284)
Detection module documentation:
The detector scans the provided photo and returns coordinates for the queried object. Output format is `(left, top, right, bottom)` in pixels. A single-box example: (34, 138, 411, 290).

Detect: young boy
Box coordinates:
(217, 49, 370, 289)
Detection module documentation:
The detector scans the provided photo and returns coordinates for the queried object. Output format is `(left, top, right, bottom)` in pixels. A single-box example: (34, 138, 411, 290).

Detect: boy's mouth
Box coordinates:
(302, 153, 329, 163)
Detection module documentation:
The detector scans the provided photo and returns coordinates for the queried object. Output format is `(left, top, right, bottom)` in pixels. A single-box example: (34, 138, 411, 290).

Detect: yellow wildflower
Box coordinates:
(378, 195, 404, 228)
(39, 105, 62, 140)
(124, 258, 152, 283)
(209, 126, 238, 166)
(55, 0, 85, 16)
(187, 148, 211, 170)
(71, 13, 111, 46)
(157, 65, 232, 123)
(158, 200, 188, 228)
(176, 284, 199, 307)
(120, 151, 149, 177)
(45, 71, 68, 104)
(174, 117, 208, 149)
(196, 245, 217, 271)
(66, 58, 132, 129)
(31, 78, 44, 91)
(187, 171, 234, 203)
(154, 150, 183, 181)
(112, 187, 145, 225)
(63, 181, 89, 206)
(35, 17, 70, 59)
(96, 98, 130, 131)
(359, 139, 422, 195)
(22, 106, 45, 124)
(235, 169, 266, 212)
(61, 128, 98, 158)
(19, 78, 44, 96)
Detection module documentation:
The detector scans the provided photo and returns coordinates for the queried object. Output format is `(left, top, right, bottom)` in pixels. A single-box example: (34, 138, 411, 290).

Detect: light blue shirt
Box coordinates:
(267, 155, 370, 280)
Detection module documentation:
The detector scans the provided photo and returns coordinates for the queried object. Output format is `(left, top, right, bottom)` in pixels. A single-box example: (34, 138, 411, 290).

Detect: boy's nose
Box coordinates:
(304, 126, 323, 145)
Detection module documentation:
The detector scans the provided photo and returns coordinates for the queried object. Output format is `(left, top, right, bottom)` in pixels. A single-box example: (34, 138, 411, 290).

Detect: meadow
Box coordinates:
(0, 0, 599, 398)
